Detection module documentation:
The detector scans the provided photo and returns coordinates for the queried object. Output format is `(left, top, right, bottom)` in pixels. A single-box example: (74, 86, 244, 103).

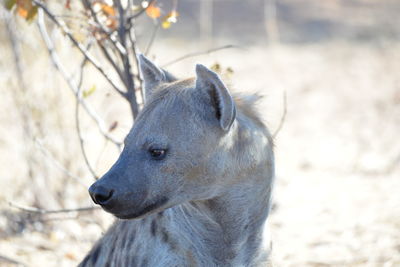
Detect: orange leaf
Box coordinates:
(92, 2, 117, 29)
(101, 4, 116, 16)
(106, 17, 118, 30)
(16, 0, 31, 19)
(146, 3, 161, 19)
(17, 6, 28, 18)
(64, 252, 77, 260)
(16, 0, 37, 21)
(65, 0, 71, 10)
(92, 2, 116, 16)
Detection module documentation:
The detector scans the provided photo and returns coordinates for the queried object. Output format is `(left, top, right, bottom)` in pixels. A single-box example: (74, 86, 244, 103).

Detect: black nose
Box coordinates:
(88, 184, 114, 205)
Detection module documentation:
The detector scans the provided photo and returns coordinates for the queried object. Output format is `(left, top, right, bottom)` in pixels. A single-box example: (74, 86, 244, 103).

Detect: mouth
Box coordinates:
(107, 196, 169, 220)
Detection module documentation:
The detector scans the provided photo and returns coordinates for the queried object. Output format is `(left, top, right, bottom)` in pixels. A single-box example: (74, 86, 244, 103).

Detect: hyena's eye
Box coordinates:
(149, 148, 167, 160)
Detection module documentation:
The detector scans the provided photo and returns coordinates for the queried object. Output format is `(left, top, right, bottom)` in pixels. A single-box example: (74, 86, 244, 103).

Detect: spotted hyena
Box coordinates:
(80, 55, 275, 266)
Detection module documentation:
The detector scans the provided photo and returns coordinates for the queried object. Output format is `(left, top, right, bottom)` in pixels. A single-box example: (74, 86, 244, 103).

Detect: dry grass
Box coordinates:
(0, 38, 399, 266)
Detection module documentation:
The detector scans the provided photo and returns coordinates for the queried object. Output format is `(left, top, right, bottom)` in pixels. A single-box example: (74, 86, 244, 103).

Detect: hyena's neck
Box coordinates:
(178, 176, 273, 265)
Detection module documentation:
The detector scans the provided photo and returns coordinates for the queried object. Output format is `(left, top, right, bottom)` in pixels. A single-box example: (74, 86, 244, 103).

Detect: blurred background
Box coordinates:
(0, 0, 399, 266)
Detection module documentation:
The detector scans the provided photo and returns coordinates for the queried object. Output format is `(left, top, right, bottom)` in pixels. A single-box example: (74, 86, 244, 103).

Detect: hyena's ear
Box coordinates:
(138, 54, 175, 101)
(195, 64, 236, 131)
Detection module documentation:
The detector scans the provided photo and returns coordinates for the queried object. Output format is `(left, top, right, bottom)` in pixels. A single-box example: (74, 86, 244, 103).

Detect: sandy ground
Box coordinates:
(1, 42, 399, 266)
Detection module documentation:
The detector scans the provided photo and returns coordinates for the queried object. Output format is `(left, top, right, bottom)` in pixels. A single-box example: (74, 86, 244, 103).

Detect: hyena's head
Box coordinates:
(89, 55, 237, 219)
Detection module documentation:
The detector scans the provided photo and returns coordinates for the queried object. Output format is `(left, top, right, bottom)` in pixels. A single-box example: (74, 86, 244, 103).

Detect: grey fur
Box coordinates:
(138, 55, 176, 102)
(195, 64, 236, 131)
(81, 56, 275, 267)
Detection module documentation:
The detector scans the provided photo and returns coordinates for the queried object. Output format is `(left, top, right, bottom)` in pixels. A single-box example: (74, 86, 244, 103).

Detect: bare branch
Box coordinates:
(272, 90, 287, 139)
(116, 0, 139, 119)
(37, 10, 122, 149)
(81, 0, 132, 109)
(9, 201, 99, 214)
(82, 0, 127, 63)
(98, 42, 126, 85)
(161, 45, 240, 68)
(33, 0, 126, 97)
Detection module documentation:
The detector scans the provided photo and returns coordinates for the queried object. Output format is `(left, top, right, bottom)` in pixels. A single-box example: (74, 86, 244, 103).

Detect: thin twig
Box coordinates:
(161, 45, 240, 67)
(53, 14, 87, 21)
(35, 139, 87, 187)
(73, 48, 100, 179)
(0, 255, 26, 267)
(98, 41, 126, 85)
(128, 27, 144, 104)
(145, 21, 160, 56)
(37, 10, 122, 149)
(95, 139, 110, 171)
(272, 90, 287, 139)
(9, 201, 99, 214)
(33, 0, 126, 98)
(75, 45, 90, 89)
(75, 60, 99, 180)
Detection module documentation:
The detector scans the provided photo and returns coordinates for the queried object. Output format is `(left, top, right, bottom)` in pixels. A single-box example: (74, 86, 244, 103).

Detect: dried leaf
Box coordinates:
(101, 3, 116, 16)
(146, 2, 161, 19)
(92, 2, 117, 30)
(16, 0, 31, 18)
(25, 5, 37, 21)
(106, 18, 118, 30)
(5, 0, 17, 10)
(108, 121, 118, 132)
(161, 10, 179, 29)
(211, 63, 234, 79)
(211, 63, 221, 73)
(131, 4, 141, 12)
(64, 252, 77, 260)
(65, 0, 71, 10)
(83, 85, 96, 98)
(161, 20, 171, 29)
(15, 0, 37, 21)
